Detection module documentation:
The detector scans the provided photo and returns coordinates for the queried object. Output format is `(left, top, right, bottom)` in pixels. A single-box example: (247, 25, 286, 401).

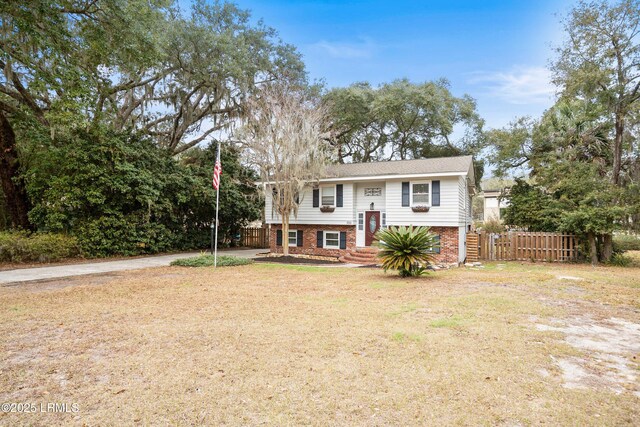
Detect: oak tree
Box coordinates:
(236, 84, 333, 256)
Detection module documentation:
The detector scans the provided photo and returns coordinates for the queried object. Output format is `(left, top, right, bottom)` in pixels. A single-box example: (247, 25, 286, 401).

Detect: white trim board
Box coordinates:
(260, 171, 470, 185)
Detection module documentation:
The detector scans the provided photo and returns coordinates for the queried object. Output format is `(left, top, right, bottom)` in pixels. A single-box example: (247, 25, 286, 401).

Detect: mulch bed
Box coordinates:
(253, 256, 339, 265)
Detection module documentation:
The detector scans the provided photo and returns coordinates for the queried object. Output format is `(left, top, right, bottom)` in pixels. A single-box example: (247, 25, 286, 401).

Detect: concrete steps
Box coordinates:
(339, 247, 380, 265)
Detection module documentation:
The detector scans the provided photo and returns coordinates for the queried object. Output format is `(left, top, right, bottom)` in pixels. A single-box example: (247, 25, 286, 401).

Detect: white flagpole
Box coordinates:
(214, 141, 221, 269)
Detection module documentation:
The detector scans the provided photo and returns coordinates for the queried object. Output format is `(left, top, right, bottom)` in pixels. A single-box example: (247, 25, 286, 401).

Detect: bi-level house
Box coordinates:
(264, 156, 475, 264)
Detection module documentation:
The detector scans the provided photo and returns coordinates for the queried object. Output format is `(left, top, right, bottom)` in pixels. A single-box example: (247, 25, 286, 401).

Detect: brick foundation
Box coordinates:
(269, 224, 460, 264)
(270, 224, 356, 258)
(428, 226, 460, 264)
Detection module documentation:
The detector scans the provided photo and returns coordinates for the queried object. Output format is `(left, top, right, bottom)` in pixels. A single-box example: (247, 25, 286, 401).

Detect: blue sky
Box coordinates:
(233, 0, 575, 130)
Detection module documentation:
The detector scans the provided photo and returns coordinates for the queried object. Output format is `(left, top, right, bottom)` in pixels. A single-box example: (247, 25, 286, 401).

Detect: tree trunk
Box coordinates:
(612, 113, 623, 186)
(282, 213, 289, 256)
(0, 112, 31, 230)
(588, 232, 598, 266)
(601, 234, 613, 263)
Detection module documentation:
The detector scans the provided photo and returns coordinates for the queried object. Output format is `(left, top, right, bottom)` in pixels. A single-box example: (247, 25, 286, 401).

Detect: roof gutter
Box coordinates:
(259, 171, 469, 185)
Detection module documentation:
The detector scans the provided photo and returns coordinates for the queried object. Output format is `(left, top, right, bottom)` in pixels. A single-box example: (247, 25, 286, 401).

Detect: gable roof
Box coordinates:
(324, 155, 474, 181)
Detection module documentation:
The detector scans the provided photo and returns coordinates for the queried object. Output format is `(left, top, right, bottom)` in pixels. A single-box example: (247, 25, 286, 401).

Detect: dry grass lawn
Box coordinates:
(1, 257, 639, 426)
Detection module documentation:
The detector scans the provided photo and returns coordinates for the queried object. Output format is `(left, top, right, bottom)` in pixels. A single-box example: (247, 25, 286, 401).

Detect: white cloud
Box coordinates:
(467, 66, 556, 105)
(310, 37, 376, 60)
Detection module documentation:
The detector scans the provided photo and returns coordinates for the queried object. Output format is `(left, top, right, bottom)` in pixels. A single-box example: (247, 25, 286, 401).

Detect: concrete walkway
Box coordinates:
(0, 249, 265, 284)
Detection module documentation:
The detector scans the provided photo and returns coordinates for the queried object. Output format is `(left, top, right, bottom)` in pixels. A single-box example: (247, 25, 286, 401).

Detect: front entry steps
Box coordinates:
(339, 247, 380, 265)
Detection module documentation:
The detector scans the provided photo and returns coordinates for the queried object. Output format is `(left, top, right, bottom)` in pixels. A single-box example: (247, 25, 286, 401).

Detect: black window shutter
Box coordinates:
(295, 192, 300, 204)
(297, 230, 303, 247)
(316, 230, 323, 248)
(336, 184, 343, 207)
(339, 231, 347, 249)
(313, 188, 319, 207)
(432, 180, 440, 206)
(402, 182, 410, 207)
(276, 229, 282, 246)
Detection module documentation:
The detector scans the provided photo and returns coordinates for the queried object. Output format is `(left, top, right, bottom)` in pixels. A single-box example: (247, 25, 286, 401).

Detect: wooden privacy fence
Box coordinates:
(466, 233, 479, 261)
(467, 231, 578, 262)
(240, 227, 269, 248)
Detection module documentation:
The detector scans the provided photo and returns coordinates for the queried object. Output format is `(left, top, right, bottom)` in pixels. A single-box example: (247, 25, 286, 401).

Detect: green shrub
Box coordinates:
(480, 218, 506, 233)
(607, 253, 633, 267)
(375, 226, 439, 277)
(25, 130, 260, 258)
(0, 232, 82, 263)
(170, 254, 253, 267)
(613, 234, 640, 252)
(76, 216, 178, 258)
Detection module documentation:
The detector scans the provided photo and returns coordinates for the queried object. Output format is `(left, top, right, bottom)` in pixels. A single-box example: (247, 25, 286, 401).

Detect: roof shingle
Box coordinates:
(324, 155, 473, 178)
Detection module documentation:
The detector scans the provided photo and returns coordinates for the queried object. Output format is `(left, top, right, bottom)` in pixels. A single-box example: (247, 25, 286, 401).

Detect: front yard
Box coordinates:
(1, 259, 639, 425)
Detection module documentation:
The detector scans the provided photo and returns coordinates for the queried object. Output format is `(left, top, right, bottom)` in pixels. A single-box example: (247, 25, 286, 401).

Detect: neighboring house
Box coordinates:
(482, 189, 509, 221)
(264, 155, 475, 264)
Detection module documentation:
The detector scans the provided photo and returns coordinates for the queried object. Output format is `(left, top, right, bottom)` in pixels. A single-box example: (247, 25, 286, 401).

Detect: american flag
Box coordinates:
(212, 148, 222, 190)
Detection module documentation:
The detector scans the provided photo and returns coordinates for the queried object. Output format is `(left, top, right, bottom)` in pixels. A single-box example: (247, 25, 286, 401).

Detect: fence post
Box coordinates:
(489, 233, 495, 261)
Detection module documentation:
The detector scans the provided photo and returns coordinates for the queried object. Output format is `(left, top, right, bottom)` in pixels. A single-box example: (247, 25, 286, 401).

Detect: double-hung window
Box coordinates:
(324, 231, 340, 249)
(432, 235, 441, 254)
(411, 182, 430, 206)
(321, 186, 335, 206)
(288, 230, 298, 247)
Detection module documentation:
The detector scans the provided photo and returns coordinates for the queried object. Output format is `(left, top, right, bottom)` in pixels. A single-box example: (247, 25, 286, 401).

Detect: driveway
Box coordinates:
(0, 249, 265, 284)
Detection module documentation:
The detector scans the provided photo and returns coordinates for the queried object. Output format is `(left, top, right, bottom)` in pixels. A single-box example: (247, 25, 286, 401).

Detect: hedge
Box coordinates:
(0, 232, 82, 263)
(613, 235, 640, 252)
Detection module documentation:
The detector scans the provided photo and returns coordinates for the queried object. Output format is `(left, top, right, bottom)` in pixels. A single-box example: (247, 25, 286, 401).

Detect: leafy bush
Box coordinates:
(480, 218, 506, 233)
(76, 216, 178, 258)
(0, 232, 82, 263)
(170, 254, 253, 267)
(607, 253, 633, 267)
(375, 226, 439, 277)
(25, 129, 260, 257)
(613, 235, 640, 252)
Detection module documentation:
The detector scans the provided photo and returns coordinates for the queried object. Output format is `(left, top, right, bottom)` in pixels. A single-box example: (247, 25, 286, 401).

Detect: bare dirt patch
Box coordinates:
(537, 316, 640, 396)
(0, 262, 638, 426)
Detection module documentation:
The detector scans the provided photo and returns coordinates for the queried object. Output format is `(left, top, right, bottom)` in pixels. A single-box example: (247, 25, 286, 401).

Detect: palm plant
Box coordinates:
(375, 226, 439, 277)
